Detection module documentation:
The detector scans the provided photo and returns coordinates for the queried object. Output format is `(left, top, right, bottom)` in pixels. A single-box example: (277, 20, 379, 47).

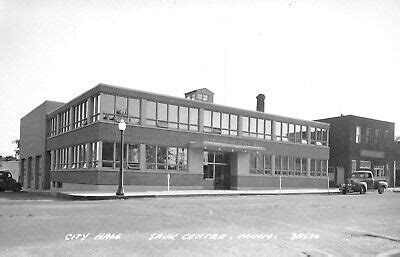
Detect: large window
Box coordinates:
(101, 141, 139, 169)
(129, 98, 140, 124)
(73, 101, 88, 128)
(90, 95, 100, 122)
(179, 106, 189, 130)
(115, 142, 127, 168)
(48, 116, 57, 138)
(102, 94, 116, 121)
(89, 142, 100, 168)
(146, 101, 198, 131)
(72, 144, 87, 169)
(301, 126, 308, 144)
(115, 96, 128, 122)
(56, 147, 69, 170)
(58, 110, 70, 134)
(275, 122, 282, 141)
(189, 108, 199, 131)
(249, 153, 273, 175)
(102, 142, 114, 168)
(310, 127, 328, 146)
(275, 156, 309, 176)
(242, 117, 271, 139)
(127, 144, 140, 170)
(102, 94, 140, 124)
(204, 110, 237, 135)
(146, 145, 187, 171)
(275, 156, 281, 175)
(203, 152, 229, 179)
(275, 122, 289, 142)
(310, 159, 327, 176)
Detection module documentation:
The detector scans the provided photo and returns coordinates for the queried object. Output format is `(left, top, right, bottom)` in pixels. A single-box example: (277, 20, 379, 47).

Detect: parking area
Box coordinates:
(0, 191, 399, 256)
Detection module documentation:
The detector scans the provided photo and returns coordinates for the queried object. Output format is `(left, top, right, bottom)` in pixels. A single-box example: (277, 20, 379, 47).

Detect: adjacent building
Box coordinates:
(20, 84, 330, 192)
(316, 115, 400, 187)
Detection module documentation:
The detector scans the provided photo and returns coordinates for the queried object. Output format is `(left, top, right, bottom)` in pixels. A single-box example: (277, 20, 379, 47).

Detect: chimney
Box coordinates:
(256, 94, 265, 112)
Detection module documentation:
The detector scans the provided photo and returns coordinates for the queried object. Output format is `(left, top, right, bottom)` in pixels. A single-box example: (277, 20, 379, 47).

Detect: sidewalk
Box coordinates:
(55, 188, 341, 200)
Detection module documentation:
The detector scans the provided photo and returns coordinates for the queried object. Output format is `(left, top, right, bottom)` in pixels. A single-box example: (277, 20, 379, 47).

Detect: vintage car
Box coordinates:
(340, 170, 388, 194)
(0, 171, 22, 192)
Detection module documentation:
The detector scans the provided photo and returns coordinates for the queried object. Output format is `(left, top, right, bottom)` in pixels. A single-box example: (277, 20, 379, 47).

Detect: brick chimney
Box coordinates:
(256, 94, 265, 112)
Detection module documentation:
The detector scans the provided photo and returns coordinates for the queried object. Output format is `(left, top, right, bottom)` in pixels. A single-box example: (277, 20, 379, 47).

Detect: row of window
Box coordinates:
(73, 101, 88, 129)
(186, 92, 210, 102)
(145, 145, 188, 171)
(47, 95, 101, 137)
(249, 153, 328, 177)
(355, 126, 391, 145)
(47, 94, 329, 148)
(102, 94, 140, 124)
(51, 142, 188, 172)
(204, 111, 238, 135)
(146, 101, 199, 131)
(52, 142, 99, 170)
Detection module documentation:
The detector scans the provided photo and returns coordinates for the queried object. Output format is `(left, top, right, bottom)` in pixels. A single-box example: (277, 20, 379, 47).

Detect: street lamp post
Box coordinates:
(116, 119, 126, 196)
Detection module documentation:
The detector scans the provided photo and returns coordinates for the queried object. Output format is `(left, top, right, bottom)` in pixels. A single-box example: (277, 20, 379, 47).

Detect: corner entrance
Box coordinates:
(203, 151, 231, 190)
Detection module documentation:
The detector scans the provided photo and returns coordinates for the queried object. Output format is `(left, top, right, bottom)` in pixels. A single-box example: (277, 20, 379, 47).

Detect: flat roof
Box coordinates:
(46, 83, 329, 128)
(316, 114, 395, 125)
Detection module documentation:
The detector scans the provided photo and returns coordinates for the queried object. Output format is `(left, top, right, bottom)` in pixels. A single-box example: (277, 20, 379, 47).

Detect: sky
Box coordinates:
(0, 0, 399, 156)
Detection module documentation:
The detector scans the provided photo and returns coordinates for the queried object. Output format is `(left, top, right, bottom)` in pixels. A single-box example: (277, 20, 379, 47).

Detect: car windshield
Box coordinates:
(351, 173, 366, 178)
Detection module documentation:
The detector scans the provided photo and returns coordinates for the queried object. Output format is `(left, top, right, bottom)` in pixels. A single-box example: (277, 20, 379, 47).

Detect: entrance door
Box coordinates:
(214, 165, 230, 190)
(203, 151, 231, 190)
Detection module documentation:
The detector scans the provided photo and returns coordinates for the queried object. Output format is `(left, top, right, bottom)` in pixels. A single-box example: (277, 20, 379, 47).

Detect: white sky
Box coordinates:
(0, 0, 399, 156)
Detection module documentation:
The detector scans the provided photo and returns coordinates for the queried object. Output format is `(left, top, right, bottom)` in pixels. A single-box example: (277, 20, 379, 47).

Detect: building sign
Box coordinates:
(204, 137, 255, 147)
(360, 150, 385, 159)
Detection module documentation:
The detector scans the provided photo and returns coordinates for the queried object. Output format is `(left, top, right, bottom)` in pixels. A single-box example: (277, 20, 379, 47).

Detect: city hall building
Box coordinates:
(20, 84, 330, 191)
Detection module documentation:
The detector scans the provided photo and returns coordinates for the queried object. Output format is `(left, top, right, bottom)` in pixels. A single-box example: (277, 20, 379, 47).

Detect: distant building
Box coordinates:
(316, 115, 400, 187)
(20, 83, 330, 192)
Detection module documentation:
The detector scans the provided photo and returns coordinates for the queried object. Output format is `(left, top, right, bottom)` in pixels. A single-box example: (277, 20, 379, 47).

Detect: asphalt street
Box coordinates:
(0, 191, 399, 256)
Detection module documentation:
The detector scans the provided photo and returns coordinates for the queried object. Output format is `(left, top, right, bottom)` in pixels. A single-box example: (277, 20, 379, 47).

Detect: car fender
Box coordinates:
(376, 181, 388, 189)
(355, 181, 367, 191)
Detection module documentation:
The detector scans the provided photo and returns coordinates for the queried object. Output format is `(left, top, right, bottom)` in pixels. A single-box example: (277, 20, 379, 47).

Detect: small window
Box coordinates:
(355, 126, 362, 144)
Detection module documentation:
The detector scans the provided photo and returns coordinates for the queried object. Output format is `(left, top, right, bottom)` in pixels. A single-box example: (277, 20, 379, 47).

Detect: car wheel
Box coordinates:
(378, 187, 385, 194)
(360, 186, 366, 195)
(342, 189, 347, 195)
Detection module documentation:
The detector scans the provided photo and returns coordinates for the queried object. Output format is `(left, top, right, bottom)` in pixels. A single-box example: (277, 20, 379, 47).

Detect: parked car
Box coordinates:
(0, 171, 22, 192)
(340, 170, 388, 194)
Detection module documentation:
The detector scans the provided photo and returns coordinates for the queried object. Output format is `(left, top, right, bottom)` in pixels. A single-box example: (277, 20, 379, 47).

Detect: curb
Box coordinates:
(21, 190, 58, 198)
(56, 190, 341, 201)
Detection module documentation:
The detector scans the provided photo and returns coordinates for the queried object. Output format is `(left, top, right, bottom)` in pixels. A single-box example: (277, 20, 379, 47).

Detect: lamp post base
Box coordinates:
(116, 186, 125, 196)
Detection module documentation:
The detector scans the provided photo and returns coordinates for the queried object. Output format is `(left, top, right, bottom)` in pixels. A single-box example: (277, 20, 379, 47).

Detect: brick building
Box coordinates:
(317, 115, 399, 187)
(20, 84, 330, 192)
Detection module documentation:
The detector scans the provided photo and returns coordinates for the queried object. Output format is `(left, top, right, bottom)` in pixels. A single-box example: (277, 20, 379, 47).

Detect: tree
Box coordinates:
(12, 139, 20, 160)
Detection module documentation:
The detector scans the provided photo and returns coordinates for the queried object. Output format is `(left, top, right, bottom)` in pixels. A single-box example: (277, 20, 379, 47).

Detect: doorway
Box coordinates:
(203, 151, 231, 190)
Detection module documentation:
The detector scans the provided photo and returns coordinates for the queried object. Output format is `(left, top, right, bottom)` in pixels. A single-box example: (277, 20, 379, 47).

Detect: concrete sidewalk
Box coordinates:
(55, 188, 341, 200)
